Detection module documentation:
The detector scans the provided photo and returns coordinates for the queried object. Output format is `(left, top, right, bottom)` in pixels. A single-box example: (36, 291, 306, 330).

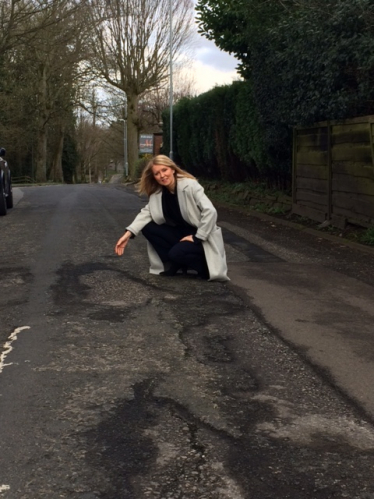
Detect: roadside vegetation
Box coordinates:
(2, 0, 373, 237)
(360, 228, 374, 246)
(200, 179, 374, 249)
(160, 0, 374, 242)
(161, 0, 374, 191)
(0, 0, 194, 183)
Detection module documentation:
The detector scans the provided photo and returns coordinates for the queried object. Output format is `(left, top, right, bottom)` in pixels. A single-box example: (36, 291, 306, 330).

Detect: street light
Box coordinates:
(119, 116, 128, 178)
(169, 0, 173, 160)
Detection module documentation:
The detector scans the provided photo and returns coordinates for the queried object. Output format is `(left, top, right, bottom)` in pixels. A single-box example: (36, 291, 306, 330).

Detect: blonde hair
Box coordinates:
(137, 155, 196, 197)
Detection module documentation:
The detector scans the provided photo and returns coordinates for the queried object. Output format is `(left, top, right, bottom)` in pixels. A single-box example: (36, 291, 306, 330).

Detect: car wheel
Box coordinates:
(0, 179, 7, 216)
(6, 176, 13, 209)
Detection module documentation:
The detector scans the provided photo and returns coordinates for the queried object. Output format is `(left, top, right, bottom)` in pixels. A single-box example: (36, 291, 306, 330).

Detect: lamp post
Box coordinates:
(169, 0, 173, 160)
(119, 117, 128, 178)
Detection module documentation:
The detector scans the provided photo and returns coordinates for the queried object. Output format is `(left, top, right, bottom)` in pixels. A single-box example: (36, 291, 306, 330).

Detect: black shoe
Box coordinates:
(197, 271, 209, 280)
(197, 265, 209, 280)
(160, 264, 187, 276)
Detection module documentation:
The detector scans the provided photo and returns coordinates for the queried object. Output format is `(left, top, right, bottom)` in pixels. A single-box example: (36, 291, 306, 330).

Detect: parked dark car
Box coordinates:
(0, 148, 13, 216)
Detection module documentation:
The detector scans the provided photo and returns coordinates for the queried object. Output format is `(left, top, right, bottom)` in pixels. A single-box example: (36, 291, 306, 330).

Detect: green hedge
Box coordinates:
(162, 81, 292, 188)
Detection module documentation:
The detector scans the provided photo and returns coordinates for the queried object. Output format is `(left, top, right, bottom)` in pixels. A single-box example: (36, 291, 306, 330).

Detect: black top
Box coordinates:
(162, 186, 188, 227)
(161, 185, 202, 244)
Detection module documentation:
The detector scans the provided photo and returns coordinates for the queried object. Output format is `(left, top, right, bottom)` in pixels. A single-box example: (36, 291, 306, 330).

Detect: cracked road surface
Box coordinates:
(1, 184, 374, 499)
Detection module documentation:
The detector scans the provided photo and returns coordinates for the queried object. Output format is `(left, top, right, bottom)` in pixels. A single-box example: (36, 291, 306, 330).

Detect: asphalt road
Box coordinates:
(1, 184, 374, 499)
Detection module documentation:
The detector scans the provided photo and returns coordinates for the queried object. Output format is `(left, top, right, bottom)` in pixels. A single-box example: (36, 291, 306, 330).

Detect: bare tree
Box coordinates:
(138, 66, 196, 132)
(0, 0, 83, 59)
(87, 0, 194, 177)
(22, 0, 92, 182)
(76, 113, 106, 183)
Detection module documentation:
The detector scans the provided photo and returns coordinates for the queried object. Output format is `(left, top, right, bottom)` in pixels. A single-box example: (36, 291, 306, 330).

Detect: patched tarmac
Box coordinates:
(1, 184, 374, 498)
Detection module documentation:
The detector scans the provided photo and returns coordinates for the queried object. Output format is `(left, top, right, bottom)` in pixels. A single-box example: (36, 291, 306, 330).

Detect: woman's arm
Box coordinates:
(191, 183, 218, 240)
(115, 203, 153, 256)
(178, 182, 217, 243)
(115, 230, 133, 256)
(125, 203, 153, 236)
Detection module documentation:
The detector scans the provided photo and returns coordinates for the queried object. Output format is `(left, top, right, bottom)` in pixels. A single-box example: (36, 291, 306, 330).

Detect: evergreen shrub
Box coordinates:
(162, 81, 290, 187)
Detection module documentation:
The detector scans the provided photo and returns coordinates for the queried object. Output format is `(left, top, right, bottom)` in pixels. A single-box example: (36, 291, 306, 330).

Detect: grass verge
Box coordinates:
(201, 179, 374, 250)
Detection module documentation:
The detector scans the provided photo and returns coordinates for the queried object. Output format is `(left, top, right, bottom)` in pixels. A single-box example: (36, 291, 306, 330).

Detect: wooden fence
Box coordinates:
(292, 115, 374, 228)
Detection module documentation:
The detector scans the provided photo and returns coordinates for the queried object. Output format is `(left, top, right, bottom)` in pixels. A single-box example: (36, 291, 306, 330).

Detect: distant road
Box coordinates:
(109, 173, 124, 183)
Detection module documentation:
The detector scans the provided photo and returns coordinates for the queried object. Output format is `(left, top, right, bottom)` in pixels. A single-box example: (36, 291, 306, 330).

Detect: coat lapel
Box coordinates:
(176, 178, 189, 222)
(177, 177, 200, 227)
(150, 189, 166, 224)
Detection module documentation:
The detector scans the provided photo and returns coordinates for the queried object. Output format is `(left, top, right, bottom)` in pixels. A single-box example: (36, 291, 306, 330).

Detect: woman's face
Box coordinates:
(152, 164, 176, 190)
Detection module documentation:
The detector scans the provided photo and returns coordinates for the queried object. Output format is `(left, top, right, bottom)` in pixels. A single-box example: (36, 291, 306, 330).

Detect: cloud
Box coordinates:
(189, 3, 240, 94)
(195, 37, 239, 73)
(196, 47, 239, 73)
(190, 59, 240, 94)
(190, 36, 241, 94)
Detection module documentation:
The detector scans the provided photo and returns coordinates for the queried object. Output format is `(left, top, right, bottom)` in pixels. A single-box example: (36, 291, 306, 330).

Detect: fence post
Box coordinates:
(327, 122, 332, 220)
(369, 120, 374, 170)
(292, 127, 297, 206)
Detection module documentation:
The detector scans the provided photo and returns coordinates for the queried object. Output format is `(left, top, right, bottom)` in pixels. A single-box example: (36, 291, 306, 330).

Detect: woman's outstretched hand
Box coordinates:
(115, 231, 132, 256)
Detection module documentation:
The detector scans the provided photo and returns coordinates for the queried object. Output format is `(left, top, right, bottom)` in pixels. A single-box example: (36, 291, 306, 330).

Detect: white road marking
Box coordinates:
(0, 326, 30, 374)
(0, 485, 10, 493)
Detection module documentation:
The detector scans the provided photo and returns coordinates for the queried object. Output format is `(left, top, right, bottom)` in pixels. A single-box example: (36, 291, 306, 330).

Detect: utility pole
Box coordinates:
(119, 105, 128, 177)
(169, 0, 173, 160)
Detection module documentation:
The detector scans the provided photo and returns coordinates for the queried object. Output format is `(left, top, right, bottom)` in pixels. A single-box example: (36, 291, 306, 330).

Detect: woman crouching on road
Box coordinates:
(114, 155, 229, 281)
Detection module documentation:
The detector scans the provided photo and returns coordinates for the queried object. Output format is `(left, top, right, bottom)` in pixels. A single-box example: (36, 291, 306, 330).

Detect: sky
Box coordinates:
(189, 4, 241, 95)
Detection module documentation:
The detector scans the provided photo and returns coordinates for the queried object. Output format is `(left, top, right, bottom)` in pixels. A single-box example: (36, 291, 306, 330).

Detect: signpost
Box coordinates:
(139, 134, 154, 154)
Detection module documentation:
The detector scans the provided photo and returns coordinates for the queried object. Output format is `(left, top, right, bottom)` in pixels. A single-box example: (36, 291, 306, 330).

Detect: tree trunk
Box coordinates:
(127, 92, 139, 179)
(49, 128, 65, 182)
(80, 159, 86, 183)
(35, 126, 47, 182)
(35, 65, 48, 182)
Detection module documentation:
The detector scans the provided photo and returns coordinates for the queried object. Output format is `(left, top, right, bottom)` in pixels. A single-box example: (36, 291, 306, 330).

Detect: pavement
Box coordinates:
(12, 187, 24, 205)
(214, 205, 374, 423)
(109, 173, 125, 183)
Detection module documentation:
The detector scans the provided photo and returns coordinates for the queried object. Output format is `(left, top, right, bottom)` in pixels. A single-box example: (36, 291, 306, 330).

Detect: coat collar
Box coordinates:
(175, 176, 191, 191)
(153, 175, 190, 198)
(150, 176, 193, 225)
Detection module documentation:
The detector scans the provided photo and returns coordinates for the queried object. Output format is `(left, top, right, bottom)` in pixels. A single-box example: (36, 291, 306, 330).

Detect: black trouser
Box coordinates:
(141, 222, 209, 277)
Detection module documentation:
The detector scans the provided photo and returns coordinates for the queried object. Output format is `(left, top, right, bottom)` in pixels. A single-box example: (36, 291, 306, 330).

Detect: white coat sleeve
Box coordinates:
(126, 203, 153, 236)
(192, 183, 218, 241)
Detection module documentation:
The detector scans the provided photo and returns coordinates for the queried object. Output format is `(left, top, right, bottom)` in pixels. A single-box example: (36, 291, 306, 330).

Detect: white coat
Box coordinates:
(126, 176, 229, 281)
